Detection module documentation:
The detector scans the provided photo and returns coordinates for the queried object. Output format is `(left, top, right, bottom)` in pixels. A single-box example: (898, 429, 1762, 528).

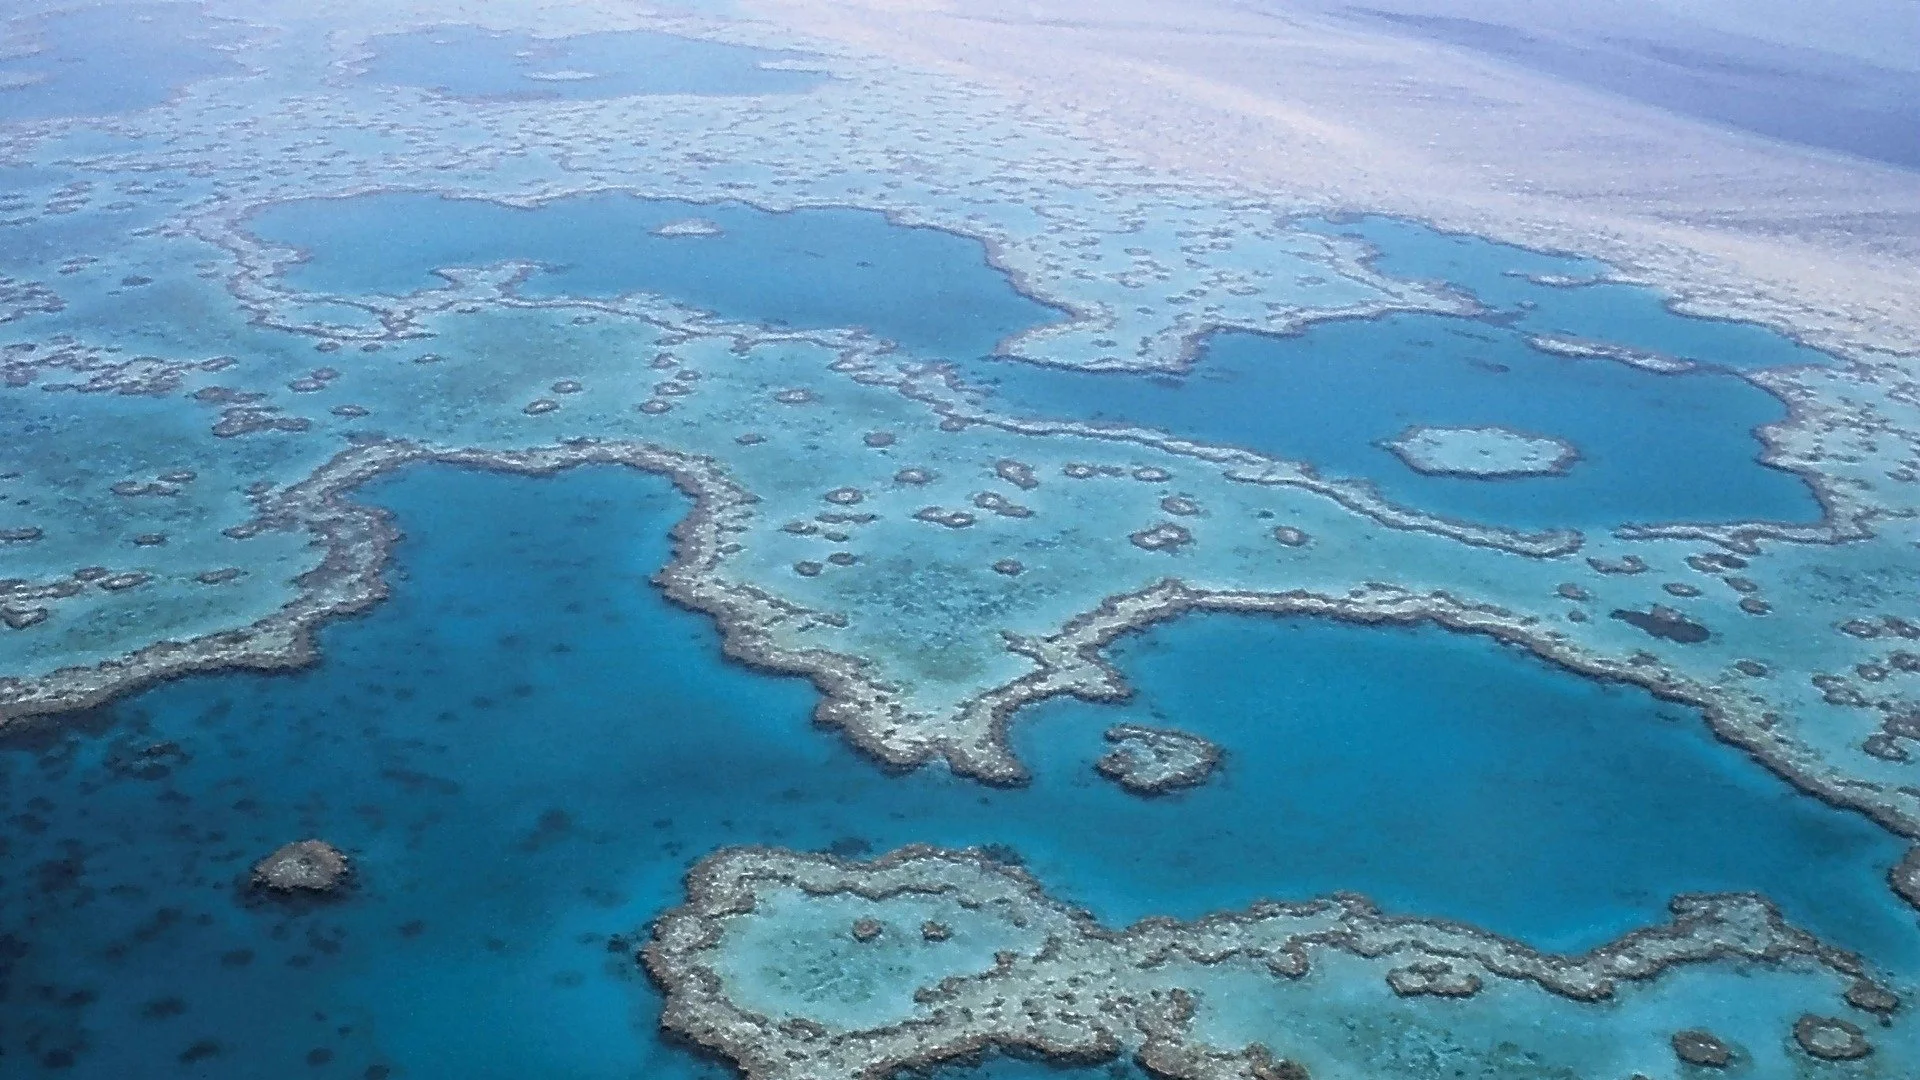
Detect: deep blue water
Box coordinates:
(0, 465, 1909, 1077)
(0, 3, 247, 124)
(357, 25, 825, 101)
(249, 191, 1058, 360)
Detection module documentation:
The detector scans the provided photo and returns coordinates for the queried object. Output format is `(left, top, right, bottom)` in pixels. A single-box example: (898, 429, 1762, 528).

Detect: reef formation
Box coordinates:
(644, 846, 1893, 1080)
(1382, 425, 1579, 479)
(1094, 722, 1221, 794)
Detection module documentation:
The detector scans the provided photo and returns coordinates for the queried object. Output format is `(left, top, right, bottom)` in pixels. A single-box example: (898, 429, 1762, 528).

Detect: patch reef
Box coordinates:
(644, 846, 1890, 1080)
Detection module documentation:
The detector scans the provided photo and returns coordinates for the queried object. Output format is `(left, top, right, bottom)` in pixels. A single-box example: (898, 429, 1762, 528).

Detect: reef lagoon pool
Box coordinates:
(248, 191, 1058, 361)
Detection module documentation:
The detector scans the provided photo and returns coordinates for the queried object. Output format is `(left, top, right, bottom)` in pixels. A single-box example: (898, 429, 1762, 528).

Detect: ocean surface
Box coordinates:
(1, 464, 1906, 1077)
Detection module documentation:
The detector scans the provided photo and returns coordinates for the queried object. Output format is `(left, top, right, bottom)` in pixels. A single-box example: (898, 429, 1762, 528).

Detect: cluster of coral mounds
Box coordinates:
(1382, 425, 1579, 479)
(1094, 723, 1220, 794)
(646, 846, 1907, 1080)
(249, 839, 350, 896)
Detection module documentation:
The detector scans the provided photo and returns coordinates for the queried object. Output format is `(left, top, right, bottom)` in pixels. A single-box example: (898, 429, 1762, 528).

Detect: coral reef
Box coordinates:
(1670, 1029, 1733, 1068)
(1382, 425, 1579, 479)
(250, 840, 351, 896)
(7, 10, 1920, 1074)
(1094, 723, 1220, 794)
(644, 846, 1883, 1080)
(1794, 1014, 1872, 1061)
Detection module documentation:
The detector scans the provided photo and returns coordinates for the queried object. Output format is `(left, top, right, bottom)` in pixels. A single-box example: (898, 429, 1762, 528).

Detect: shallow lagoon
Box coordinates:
(0, 465, 1908, 1076)
(357, 25, 826, 101)
(250, 191, 1058, 360)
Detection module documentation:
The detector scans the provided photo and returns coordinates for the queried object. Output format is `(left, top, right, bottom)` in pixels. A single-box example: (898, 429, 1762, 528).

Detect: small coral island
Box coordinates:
(1095, 723, 1220, 794)
(249, 839, 351, 897)
(1383, 425, 1578, 479)
(642, 846, 1889, 1080)
(652, 217, 724, 238)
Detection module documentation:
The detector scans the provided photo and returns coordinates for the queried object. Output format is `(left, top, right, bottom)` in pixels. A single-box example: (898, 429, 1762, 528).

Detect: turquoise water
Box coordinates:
(250, 192, 1058, 359)
(959, 318, 1820, 529)
(0, 465, 1908, 1076)
(357, 25, 825, 101)
(0, 3, 246, 124)
(1014, 614, 1917, 962)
